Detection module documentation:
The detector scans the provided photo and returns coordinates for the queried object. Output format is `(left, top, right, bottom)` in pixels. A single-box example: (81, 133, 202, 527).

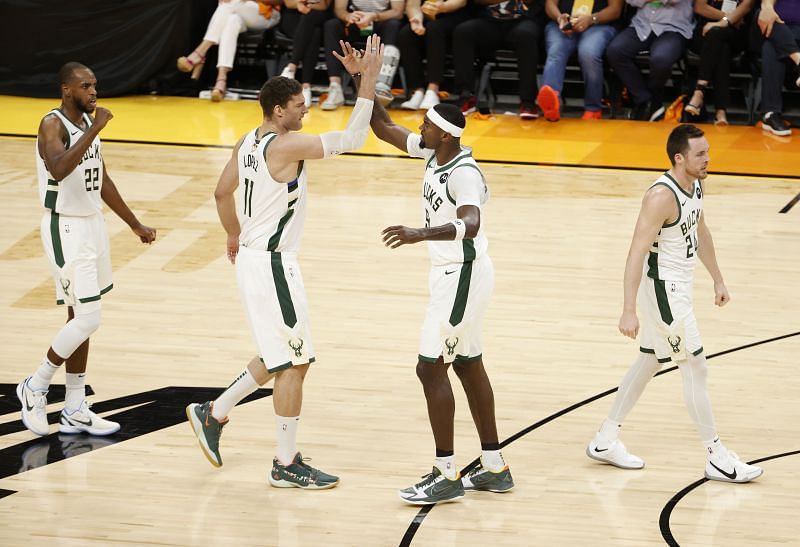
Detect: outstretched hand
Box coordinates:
(332, 34, 385, 77)
(382, 225, 425, 248)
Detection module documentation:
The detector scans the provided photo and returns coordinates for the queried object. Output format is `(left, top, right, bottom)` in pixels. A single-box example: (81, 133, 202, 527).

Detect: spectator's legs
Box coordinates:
(323, 18, 348, 84)
(577, 24, 618, 112)
(505, 18, 542, 107)
(761, 38, 785, 114)
(453, 18, 499, 99)
(645, 31, 686, 106)
(606, 27, 653, 105)
(293, 11, 330, 84)
(542, 21, 578, 95)
(398, 24, 426, 92)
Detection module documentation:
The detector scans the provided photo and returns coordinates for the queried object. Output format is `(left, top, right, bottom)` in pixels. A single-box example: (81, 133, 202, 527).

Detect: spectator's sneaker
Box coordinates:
(59, 400, 120, 436)
(269, 452, 340, 489)
(399, 466, 465, 505)
(419, 89, 440, 110)
(376, 83, 394, 107)
(280, 66, 295, 80)
(461, 459, 514, 492)
(586, 434, 645, 469)
(186, 401, 227, 467)
(458, 94, 477, 115)
(16, 377, 50, 436)
(647, 101, 665, 122)
(302, 87, 312, 108)
(705, 449, 763, 483)
(761, 112, 791, 136)
(519, 103, 539, 120)
(401, 89, 424, 110)
(536, 85, 560, 121)
(321, 84, 344, 111)
(581, 110, 602, 120)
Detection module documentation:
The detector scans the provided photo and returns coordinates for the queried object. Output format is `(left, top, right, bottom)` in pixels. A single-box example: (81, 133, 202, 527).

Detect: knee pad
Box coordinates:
(72, 308, 102, 337)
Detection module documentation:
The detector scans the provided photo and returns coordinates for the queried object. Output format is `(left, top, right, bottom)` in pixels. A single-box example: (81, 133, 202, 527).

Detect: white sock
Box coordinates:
(704, 436, 724, 459)
(64, 372, 86, 412)
(212, 369, 258, 421)
(434, 455, 457, 479)
(597, 418, 623, 447)
(481, 450, 505, 472)
(607, 353, 662, 423)
(29, 357, 60, 391)
(276, 415, 299, 466)
(679, 354, 718, 443)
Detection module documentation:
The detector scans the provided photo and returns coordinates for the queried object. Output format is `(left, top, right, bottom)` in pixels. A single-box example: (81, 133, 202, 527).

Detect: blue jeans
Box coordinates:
(543, 21, 618, 112)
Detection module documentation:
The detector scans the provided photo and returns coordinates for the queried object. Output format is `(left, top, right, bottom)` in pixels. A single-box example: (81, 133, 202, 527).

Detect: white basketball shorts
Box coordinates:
(419, 255, 494, 364)
(236, 246, 315, 372)
(639, 276, 703, 363)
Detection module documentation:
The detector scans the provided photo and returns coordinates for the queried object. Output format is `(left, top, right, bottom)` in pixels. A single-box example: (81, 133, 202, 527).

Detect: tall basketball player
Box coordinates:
(344, 38, 513, 504)
(18, 62, 157, 437)
(185, 35, 384, 489)
(586, 124, 763, 483)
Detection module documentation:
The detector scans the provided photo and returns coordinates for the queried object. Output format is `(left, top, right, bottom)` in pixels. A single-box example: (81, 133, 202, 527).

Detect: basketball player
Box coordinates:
(185, 35, 384, 489)
(350, 45, 513, 503)
(586, 124, 763, 483)
(17, 62, 157, 437)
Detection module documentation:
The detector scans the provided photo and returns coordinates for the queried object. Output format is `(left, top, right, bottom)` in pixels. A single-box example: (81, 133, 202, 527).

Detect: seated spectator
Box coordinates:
(537, 0, 623, 121)
(321, 0, 405, 109)
(452, 0, 547, 119)
(606, 0, 694, 121)
(177, 0, 282, 102)
(397, 0, 471, 110)
(757, 0, 800, 135)
(279, 0, 334, 107)
(684, 0, 754, 125)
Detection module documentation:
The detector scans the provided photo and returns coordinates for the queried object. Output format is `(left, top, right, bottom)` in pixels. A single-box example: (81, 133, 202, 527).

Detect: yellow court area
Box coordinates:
(0, 94, 799, 546)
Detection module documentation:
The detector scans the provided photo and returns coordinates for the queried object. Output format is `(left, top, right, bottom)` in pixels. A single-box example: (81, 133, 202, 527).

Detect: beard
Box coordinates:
(419, 135, 427, 149)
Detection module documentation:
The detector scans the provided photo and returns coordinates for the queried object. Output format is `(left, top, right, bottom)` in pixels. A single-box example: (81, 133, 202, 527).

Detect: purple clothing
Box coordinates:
(627, 0, 694, 40)
(776, 0, 800, 25)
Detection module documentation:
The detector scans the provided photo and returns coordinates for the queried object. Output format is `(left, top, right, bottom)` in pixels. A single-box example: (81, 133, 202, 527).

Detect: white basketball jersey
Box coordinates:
(36, 109, 103, 216)
(646, 172, 703, 283)
(237, 129, 308, 252)
(407, 134, 489, 266)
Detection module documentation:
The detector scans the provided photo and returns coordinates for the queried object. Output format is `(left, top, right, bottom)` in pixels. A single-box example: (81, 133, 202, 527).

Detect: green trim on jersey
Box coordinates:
(640, 347, 656, 354)
(418, 354, 439, 364)
(653, 279, 674, 325)
(79, 294, 101, 304)
(454, 353, 482, 364)
(445, 163, 484, 206)
(100, 284, 113, 295)
(651, 182, 682, 228)
(258, 131, 277, 161)
(462, 239, 476, 262)
(270, 253, 298, 328)
(646, 249, 659, 280)
(50, 212, 65, 267)
(425, 155, 436, 170)
(657, 356, 672, 363)
(664, 172, 696, 199)
(44, 178, 58, 209)
(448, 260, 473, 327)
(434, 151, 472, 175)
(267, 209, 295, 251)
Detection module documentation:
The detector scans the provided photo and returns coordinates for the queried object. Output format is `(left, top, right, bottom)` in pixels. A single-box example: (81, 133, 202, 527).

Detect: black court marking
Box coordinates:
(4, 132, 800, 180)
(0, 385, 272, 497)
(660, 449, 800, 546)
(779, 192, 800, 213)
(398, 330, 800, 547)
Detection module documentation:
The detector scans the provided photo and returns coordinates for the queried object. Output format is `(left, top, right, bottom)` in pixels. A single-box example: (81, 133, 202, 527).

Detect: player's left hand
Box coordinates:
(226, 234, 240, 264)
(132, 222, 156, 244)
(714, 281, 730, 306)
(382, 225, 424, 248)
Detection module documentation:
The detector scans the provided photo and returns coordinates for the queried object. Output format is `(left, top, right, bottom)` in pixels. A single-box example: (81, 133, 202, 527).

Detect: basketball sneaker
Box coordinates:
(59, 400, 120, 436)
(16, 376, 50, 436)
(269, 452, 340, 489)
(399, 467, 465, 505)
(586, 434, 644, 469)
(186, 401, 227, 467)
(461, 459, 514, 492)
(705, 448, 763, 483)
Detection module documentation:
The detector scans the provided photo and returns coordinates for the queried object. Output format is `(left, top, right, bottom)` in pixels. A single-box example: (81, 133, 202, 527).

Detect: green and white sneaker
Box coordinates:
(269, 452, 340, 489)
(461, 460, 515, 492)
(186, 401, 227, 468)
(399, 467, 465, 505)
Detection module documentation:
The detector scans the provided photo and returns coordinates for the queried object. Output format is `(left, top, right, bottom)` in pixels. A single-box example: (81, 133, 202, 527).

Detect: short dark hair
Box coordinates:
(431, 103, 466, 133)
(666, 124, 705, 166)
(58, 62, 90, 86)
(259, 76, 303, 118)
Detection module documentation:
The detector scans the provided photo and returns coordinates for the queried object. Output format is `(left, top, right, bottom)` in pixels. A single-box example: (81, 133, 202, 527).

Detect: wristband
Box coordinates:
(451, 219, 466, 240)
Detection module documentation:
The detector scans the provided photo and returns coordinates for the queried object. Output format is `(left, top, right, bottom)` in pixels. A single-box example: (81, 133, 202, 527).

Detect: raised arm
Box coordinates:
(214, 137, 245, 264)
(100, 164, 157, 243)
(618, 187, 676, 339)
(38, 107, 112, 181)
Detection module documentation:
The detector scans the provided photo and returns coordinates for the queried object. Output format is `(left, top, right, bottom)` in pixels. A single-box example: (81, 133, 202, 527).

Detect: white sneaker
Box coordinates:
(17, 377, 49, 436)
(280, 66, 295, 80)
(375, 82, 394, 107)
(59, 400, 120, 436)
(586, 434, 645, 470)
(401, 90, 424, 110)
(321, 84, 344, 111)
(705, 449, 763, 483)
(302, 87, 312, 108)
(419, 89, 440, 110)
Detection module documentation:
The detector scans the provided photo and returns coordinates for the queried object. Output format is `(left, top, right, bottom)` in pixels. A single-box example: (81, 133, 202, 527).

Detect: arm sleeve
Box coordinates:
(406, 133, 435, 160)
(448, 166, 485, 208)
(319, 97, 374, 158)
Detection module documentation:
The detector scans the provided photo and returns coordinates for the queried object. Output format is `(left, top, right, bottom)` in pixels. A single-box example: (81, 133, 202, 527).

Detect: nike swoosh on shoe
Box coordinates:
(709, 461, 737, 480)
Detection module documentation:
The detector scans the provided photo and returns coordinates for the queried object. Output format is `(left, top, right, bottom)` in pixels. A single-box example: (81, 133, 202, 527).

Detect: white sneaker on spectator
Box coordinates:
(401, 90, 424, 110)
(375, 83, 394, 107)
(59, 400, 120, 436)
(419, 89, 440, 110)
(321, 84, 344, 111)
(586, 433, 645, 470)
(705, 448, 763, 483)
(280, 66, 295, 80)
(302, 87, 312, 108)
